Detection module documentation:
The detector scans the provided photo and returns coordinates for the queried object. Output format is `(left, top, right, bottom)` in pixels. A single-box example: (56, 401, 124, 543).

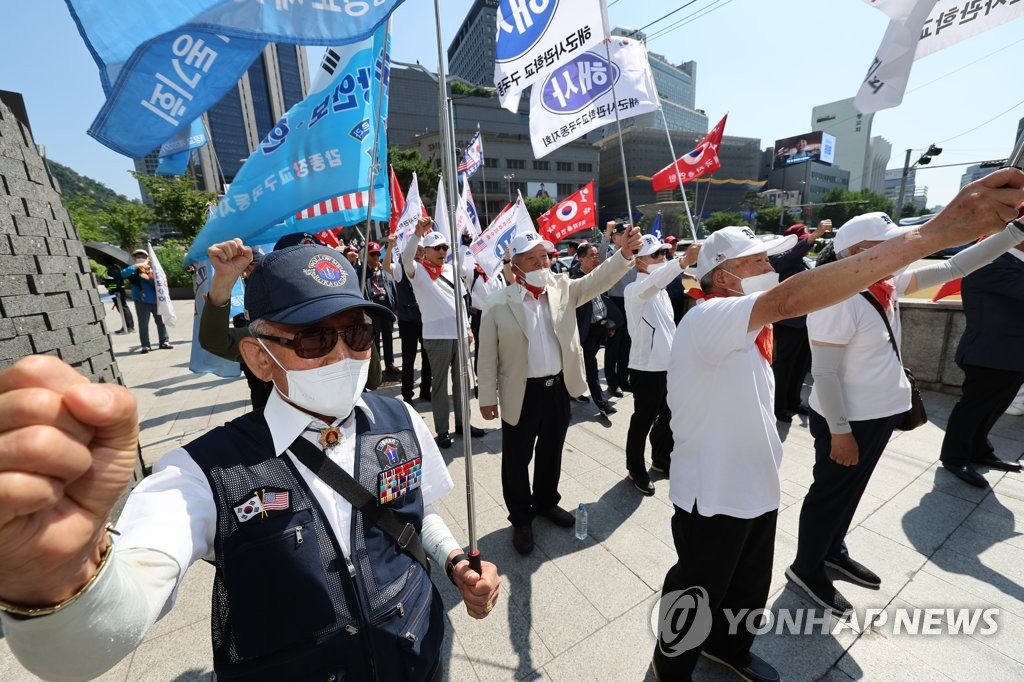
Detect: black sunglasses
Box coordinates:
(257, 322, 375, 358)
(429, 244, 450, 252)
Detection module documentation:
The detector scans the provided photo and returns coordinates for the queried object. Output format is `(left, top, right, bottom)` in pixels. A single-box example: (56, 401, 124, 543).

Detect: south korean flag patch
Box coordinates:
(233, 493, 263, 523)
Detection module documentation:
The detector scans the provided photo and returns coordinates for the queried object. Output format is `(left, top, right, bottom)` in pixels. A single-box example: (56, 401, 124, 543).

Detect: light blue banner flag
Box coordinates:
(65, 0, 406, 157)
(186, 25, 390, 264)
(651, 212, 663, 240)
(156, 118, 208, 175)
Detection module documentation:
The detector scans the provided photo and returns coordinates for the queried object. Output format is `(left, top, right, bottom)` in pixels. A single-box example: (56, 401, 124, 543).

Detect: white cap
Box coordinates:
(695, 226, 797, 280)
(131, 248, 148, 257)
(508, 231, 553, 259)
(832, 212, 911, 254)
(421, 231, 449, 248)
(636, 234, 665, 257)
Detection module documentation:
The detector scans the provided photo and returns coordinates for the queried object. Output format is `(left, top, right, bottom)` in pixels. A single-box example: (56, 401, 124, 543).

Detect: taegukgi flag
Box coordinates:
(185, 25, 391, 264)
(651, 114, 728, 192)
(536, 181, 596, 243)
(493, 0, 608, 112)
(65, 0, 408, 157)
(528, 36, 660, 158)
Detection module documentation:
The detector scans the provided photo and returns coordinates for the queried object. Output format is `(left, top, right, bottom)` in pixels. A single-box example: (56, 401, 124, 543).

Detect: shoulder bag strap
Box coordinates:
(859, 291, 902, 363)
(288, 436, 430, 573)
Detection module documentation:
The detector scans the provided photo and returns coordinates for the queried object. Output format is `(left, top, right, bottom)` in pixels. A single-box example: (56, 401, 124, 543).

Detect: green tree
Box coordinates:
(701, 211, 745, 232)
(388, 147, 440, 207)
(131, 171, 217, 241)
(105, 201, 154, 251)
(155, 239, 193, 288)
(64, 196, 111, 243)
(753, 206, 797, 233)
(524, 196, 555, 222)
(816, 188, 893, 228)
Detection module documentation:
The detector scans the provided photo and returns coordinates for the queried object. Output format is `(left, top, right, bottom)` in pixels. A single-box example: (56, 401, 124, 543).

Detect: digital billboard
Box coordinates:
(527, 182, 558, 200)
(772, 131, 836, 169)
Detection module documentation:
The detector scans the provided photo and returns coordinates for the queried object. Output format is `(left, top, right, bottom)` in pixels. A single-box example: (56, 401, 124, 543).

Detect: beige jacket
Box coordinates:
(477, 251, 633, 426)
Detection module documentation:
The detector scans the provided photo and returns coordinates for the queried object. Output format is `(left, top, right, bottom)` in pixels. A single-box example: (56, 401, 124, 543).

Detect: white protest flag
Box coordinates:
(467, 199, 523, 278)
(864, 0, 1024, 59)
(456, 178, 483, 239)
(529, 36, 659, 158)
(854, 0, 938, 113)
(147, 242, 177, 327)
(494, 0, 609, 112)
(512, 191, 537, 237)
(394, 172, 425, 253)
(434, 176, 453, 248)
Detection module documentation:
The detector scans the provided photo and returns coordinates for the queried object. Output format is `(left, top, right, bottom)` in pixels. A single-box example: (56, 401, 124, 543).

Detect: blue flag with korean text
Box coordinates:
(185, 25, 390, 264)
(64, 0, 407, 157)
(651, 212, 662, 240)
(156, 118, 208, 175)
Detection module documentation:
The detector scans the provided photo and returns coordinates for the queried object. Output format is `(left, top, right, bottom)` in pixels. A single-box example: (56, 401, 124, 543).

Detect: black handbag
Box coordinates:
(859, 292, 928, 431)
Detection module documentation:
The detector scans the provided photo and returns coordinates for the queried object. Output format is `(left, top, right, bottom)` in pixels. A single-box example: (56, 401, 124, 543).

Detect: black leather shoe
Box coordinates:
(159, 342, 173, 349)
(943, 463, 988, 488)
(972, 454, 1022, 473)
(512, 524, 534, 554)
(826, 554, 881, 588)
(700, 650, 780, 682)
(573, 395, 590, 403)
(785, 565, 852, 614)
(628, 472, 655, 496)
(538, 506, 575, 527)
(140, 347, 151, 354)
(596, 401, 617, 416)
(454, 425, 486, 438)
(609, 388, 624, 398)
(435, 432, 453, 449)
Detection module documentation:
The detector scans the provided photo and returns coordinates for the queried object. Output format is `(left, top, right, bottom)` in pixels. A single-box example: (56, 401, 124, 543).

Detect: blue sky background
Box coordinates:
(2, 0, 1021, 208)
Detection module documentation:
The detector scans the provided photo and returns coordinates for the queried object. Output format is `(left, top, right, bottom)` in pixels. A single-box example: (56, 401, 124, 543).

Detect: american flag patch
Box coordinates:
(263, 491, 290, 510)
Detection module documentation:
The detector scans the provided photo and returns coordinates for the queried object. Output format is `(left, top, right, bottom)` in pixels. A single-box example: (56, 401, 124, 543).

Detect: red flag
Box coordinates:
(932, 278, 962, 302)
(651, 114, 728, 193)
(389, 165, 405, 235)
(314, 228, 341, 248)
(536, 182, 597, 243)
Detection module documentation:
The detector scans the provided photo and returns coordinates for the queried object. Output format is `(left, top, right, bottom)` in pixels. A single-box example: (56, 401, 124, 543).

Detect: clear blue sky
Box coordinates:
(3, 0, 1021, 207)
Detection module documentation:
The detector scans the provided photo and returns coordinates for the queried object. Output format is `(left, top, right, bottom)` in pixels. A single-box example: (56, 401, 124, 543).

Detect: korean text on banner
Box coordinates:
(186, 25, 390, 264)
(529, 37, 659, 158)
(864, 0, 1024, 60)
(469, 194, 533, 277)
(65, 0, 407, 158)
(147, 243, 177, 327)
(537, 181, 596, 243)
(651, 114, 728, 192)
(854, 0, 939, 113)
(493, 0, 608, 112)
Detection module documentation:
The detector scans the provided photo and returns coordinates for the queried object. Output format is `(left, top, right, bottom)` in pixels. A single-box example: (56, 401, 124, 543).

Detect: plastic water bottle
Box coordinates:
(574, 502, 588, 540)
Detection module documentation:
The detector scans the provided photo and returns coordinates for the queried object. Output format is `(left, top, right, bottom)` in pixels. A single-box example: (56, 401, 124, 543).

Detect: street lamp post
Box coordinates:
(503, 172, 515, 202)
(895, 144, 942, 218)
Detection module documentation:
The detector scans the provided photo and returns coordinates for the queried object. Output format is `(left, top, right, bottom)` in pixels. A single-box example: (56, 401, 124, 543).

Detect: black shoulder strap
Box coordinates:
(288, 436, 430, 573)
(859, 291, 902, 363)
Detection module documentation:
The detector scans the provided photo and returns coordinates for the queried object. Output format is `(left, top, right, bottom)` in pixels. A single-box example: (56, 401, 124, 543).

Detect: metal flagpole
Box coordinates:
(477, 125, 491, 224)
(433, 0, 482, 574)
(603, 40, 635, 226)
(658, 107, 698, 243)
(360, 19, 391, 290)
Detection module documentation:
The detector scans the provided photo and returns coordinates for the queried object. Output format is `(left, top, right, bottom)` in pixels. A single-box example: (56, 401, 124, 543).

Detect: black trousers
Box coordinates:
(626, 369, 673, 474)
(374, 316, 396, 367)
(470, 309, 482, 376)
(606, 296, 631, 390)
(772, 324, 810, 414)
(398, 319, 431, 401)
(500, 377, 571, 526)
(653, 505, 777, 679)
(581, 328, 607, 404)
(940, 364, 1024, 467)
(793, 409, 900, 584)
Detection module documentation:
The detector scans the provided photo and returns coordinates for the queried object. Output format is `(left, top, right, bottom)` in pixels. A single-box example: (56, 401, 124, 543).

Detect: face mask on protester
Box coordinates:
(258, 340, 369, 419)
(514, 264, 548, 290)
(723, 269, 779, 296)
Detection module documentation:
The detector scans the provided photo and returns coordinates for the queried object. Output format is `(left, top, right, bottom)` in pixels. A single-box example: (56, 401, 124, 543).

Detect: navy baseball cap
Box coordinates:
(244, 245, 394, 326)
(273, 231, 326, 251)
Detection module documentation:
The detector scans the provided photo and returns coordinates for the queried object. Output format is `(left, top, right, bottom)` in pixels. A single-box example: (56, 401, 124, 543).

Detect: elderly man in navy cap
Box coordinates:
(0, 244, 500, 681)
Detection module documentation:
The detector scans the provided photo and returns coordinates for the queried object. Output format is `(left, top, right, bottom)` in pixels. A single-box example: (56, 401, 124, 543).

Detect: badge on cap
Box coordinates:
(305, 254, 348, 288)
(377, 457, 423, 505)
(232, 487, 292, 523)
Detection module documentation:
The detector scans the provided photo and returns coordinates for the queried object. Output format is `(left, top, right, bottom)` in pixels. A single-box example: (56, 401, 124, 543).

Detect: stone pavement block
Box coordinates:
(146, 560, 214, 641)
(438, 620, 481, 682)
(835, 621, 950, 681)
(943, 502, 1024, 558)
(769, 528, 799, 598)
(923, 542, 1024, 619)
(122, 623, 214, 681)
(600, 518, 677, 592)
(862, 479, 976, 555)
(989, 472, 1024, 503)
(559, 445, 603, 479)
(541, 593, 660, 682)
(836, 527, 927, 608)
(757, 587, 858, 680)
(546, 531, 652, 621)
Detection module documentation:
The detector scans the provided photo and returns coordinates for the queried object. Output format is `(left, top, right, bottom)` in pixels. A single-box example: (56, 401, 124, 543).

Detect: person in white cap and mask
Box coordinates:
(478, 227, 642, 555)
(651, 167, 1024, 682)
(622, 234, 700, 495)
(787, 211, 1024, 617)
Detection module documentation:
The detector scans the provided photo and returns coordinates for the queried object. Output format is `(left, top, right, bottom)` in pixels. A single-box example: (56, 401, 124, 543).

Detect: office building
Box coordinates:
(884, 167, 927, 212)
(447, 0, 499, 87)
(766, 160, 850, 217)
(960, 163, 999, 188)
(811, 97, 891, 193)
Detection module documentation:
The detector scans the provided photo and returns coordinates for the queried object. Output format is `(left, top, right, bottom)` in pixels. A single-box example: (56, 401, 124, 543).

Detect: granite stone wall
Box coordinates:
(0, 98, 122, 384)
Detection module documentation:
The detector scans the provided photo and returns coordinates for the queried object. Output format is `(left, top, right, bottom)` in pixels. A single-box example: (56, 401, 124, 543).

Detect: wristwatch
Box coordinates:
(445, 552, 469, 584)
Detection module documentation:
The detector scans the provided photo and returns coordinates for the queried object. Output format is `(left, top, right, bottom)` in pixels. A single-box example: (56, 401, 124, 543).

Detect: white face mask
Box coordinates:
(645, 261, 666, 274)
(724, 270, 779, 295)
(258, 340, 369, 419)
(515, 264, 548, 289)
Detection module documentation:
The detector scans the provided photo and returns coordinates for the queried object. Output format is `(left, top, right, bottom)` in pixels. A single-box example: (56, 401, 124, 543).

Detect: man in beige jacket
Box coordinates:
(478, 228, 641, 553)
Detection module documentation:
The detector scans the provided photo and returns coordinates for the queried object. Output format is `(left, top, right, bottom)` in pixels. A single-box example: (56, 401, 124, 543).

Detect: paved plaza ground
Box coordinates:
(2, 297, 1023, 681)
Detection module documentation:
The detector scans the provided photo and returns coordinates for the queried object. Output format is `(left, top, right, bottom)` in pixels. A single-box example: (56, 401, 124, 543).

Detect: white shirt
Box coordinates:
(667, 293, 783, 519)
(807, 272, 913, 421)
(467, 266, 507, 312)
(406, 261, 467, 340)
(518, 283, 562, 378)
(624, 260, 683, 372)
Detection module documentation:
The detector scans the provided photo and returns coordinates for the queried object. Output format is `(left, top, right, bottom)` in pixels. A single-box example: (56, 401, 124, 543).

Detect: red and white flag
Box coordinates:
(389, 165, 405, 235)
(537, 181, 596, 243)
(651, 115, 727, 193)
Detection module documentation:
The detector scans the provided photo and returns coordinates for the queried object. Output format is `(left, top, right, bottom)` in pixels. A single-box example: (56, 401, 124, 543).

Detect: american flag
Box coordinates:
(294, 190, 372, 220)
(263, 491, 290, 510)
(457, 128, 484, 181)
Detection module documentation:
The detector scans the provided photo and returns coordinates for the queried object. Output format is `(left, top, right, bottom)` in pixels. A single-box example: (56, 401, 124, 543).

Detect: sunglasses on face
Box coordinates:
(257, 322, 375, 358)
(429, 244, 450, 252)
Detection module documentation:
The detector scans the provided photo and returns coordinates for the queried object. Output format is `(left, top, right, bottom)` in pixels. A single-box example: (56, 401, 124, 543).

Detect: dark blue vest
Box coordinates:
(187, 393, 443, 681)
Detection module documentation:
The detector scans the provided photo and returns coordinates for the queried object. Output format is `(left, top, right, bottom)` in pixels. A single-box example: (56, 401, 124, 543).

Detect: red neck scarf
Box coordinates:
(516, 277, 545, 299)
(867, 278, 895, 310)
(422, 260, 444, 281)
(688, 288, 774, 363)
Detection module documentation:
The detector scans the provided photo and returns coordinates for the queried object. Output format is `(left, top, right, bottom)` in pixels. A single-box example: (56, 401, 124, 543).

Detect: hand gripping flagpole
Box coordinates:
(658, 106, 699, 243)
(360, 20, 391, 291)
(433, 0, 482, 575)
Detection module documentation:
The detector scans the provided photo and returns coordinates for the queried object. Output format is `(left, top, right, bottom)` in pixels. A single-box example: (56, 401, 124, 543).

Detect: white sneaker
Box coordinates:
(1005, 403, 1024, 416)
